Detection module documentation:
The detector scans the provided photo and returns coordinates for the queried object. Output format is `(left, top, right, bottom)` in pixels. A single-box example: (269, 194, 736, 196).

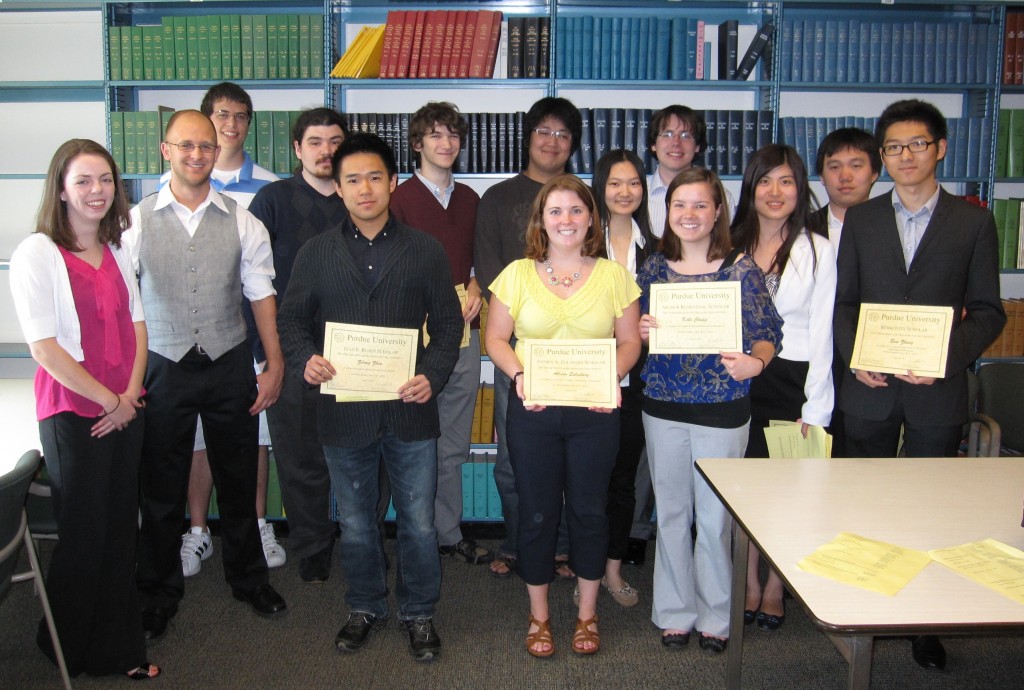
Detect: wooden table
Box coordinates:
(0, 377, 40, 474)
(696, 457, 1024, 690)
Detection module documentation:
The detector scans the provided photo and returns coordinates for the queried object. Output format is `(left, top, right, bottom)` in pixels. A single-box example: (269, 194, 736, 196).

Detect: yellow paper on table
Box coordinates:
(929, 539, 1024, 606)
(764, 420, 832, 458)
(797, 532, 932, 596)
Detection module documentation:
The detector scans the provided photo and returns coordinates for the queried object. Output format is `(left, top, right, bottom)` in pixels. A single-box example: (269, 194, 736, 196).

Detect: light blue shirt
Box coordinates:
(891, 185, 940, 270)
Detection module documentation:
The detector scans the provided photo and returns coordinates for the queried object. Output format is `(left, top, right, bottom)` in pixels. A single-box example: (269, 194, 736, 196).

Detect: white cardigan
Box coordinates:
(10, 232, 144, 362)
(773, 230, 836, 427)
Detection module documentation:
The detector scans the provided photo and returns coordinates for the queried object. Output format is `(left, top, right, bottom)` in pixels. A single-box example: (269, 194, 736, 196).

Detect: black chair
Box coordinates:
(977, 362, 1024, 455)
(0, 449, 71, 690)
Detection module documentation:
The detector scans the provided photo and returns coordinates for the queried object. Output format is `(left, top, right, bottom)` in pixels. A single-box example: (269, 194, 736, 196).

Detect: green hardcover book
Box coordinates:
(119, 24, 132, 82)
(109, 111, 125, 172)
(196, 15, 210, 81)
(108, 26, 121, 81)
(218, 16, 232, 81)
(288, 15, 300, 79)
(272, 111, 291, 174)
(136, 112, 150, 177)
(131, 26, 144, 81)
(186, 16, 200, 80)
(299, 15, 311, 79)
(1006, 199, 1022, 270)
(276, 15, 290, 80)
(267, 17, 279, 79)
(996, 109, 1011, 179)
(244, 113, 257, 159)
(310, 15, 324, 79)
(123, 112, 138, 175)
(150, 24, 164, 80)
(255, 110, 274, 171)
(173, 17, 188, 80)
(142, 25, 155, 81)
(241, 15, 255, 80)
(162, 18, 175, 82)
(160, 108, 174, 173)
(145, 111, 161, 174)
(253, 15, 268, 80)
(230, 15, 242, 80)
(1010, 110, 1024, 179)
(209, 14, 222, 80)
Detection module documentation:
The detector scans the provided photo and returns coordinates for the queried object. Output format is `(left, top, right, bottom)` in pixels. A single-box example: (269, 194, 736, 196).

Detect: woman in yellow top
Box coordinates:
(486, 174, 641, 657)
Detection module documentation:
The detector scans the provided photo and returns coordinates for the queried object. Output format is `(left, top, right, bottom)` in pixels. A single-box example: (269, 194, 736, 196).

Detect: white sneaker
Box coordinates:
(260, 522, 286, 568)
(180, 527, 213, 577)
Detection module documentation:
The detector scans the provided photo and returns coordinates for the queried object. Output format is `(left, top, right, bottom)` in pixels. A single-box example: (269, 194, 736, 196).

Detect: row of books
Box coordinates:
(107, 14, 325, 82)
(1002, 10, 1024, 85)
(469, 384, 496, 445)
(330, 459, 502, 521)
(777, 19, 999, 84)
(981, 299, 1024, 358)
(995, 109, 1024, 179)
(374, 9, 504, 79)
(554, 17, 771, 82)
(779, 116, 993, 180)
(991, 197, 1024, 270)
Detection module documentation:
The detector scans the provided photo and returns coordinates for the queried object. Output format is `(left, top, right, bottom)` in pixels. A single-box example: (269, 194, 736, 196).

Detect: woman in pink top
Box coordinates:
(10, 139, 158, 681)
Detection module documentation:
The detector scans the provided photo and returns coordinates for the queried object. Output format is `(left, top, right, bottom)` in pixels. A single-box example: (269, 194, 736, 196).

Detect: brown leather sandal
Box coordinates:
(572, 616, 600, 655)
(526, 615, 555, 658)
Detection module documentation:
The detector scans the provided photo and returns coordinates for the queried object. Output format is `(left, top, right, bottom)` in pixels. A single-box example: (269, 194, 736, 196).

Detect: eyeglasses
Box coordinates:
(881, 140, 937, 157)
(657, 130, 694, 141)
(165, 142, 218, 154)
(533, 127, 572, 141)
(213, 110, 251, 124)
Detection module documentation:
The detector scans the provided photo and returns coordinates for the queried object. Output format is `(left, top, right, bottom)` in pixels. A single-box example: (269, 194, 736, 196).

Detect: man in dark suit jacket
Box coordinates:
(277, 133, 462, 662)
(834, 100, 1006, 671)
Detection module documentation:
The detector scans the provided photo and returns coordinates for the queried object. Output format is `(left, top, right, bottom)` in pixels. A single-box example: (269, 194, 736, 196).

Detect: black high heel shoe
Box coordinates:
(755, 605, 785, 631)
(743, 609, 757, 625)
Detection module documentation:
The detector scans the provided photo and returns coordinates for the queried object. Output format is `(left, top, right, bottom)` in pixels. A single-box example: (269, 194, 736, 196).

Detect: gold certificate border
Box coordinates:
(321, 322, 419, 401)
(648, 281, 743, 354)
(522, 338, 618, 408)
(850, 303, 954, 379)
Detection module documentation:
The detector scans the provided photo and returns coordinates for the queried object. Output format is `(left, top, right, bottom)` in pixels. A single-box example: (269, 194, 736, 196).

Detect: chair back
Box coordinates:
(977, 362, 1024, 453)
(0, 450, 42, 601)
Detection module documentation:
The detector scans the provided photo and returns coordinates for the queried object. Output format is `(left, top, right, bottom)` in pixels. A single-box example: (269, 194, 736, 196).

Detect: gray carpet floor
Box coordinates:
(2, 532, 1023, 689)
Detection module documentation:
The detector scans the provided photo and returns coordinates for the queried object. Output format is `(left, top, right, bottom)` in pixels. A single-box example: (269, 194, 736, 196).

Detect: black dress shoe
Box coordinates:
(661, 632, 691, 649)
(756, 609, 785, 631)
(335, 612, 385, 652)
(233, 583, 287, 617)
(141, 605, 177, 645)
(299, 541, 334, 583)
(403, 617, 442, 661)
(698, 634, 728, 654)
(911, 635, 946, 671)
(624, 538, 647, 566)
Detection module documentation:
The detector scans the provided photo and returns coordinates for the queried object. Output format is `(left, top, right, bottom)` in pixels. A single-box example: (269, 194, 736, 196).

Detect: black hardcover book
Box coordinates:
(718, 20, 739, 79)
(735, 21, 774, 80)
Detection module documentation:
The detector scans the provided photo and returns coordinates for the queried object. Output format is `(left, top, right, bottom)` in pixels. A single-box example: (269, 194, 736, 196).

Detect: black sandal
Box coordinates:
(126, 663, 160, 680)
(489, 554, 516, 578)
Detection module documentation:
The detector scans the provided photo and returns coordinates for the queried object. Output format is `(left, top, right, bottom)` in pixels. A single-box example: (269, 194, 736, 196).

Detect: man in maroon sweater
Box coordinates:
(389, 102, 490, 566)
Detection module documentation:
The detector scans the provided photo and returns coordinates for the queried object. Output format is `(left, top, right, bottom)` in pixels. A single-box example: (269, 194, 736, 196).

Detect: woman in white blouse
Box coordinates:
(730, 144, 836, 632)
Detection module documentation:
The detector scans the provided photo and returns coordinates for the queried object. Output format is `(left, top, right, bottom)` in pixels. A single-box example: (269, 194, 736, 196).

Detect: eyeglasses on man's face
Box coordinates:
(533, 127, 572, 141)
(657, 130, 694, 141)
(881, 140, 937, 157)
(165, 142, 219, 154)
(213, 110, 251, 124)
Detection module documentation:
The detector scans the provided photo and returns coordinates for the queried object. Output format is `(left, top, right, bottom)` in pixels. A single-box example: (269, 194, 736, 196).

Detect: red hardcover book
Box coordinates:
(394, 11, 416, 78)
(468, 11, 495, 78)
(441, 10, 466, 78)
(455, 10, 478, 78)
(1003, 11, 1017, 85)
(426, 10, 448, 78)
(417, 10, 437, 78)
(1016, 12, 1024, 85)
(380, 10, 405, 79)
(483, 11, 504, 78)
(407, 10, 427, 80)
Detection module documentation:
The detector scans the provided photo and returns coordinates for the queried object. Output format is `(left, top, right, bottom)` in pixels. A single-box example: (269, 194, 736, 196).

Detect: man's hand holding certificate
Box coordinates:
(648, 282, 743, 354)
(321, 322, 418, 402)
(851, 304, 954, 379)
(521, 339, 617, 408)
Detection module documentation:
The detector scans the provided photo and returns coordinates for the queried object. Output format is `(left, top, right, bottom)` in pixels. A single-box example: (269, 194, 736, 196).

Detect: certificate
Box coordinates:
(850, 303, 954, 379)
(422, 283, 470, 349)
(648, 282, 743, 354)
(321, 322, 418, 402)
(521, 338, 617, 408)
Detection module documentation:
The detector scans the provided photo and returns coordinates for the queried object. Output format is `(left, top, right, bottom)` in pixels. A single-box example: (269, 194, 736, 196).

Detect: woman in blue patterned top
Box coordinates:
(637, 168, 782, 654)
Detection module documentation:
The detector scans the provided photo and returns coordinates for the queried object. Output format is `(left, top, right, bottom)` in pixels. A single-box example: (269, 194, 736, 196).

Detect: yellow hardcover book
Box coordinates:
(331, 26, 370, 77)
(481, 383, 495, 444)
(472, 383, 484, 444)
(353, 26, 387, 78)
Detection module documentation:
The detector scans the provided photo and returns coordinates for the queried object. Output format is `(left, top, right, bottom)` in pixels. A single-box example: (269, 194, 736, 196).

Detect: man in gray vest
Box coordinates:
(124, 110, 287, 645)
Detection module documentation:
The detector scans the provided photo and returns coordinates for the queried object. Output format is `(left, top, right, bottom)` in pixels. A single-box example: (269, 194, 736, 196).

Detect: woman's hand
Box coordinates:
(720, 352, 765, 382)
(90, 392, 137, 438)
(515, 371, 546, 412)
(639, 314, 657, 343)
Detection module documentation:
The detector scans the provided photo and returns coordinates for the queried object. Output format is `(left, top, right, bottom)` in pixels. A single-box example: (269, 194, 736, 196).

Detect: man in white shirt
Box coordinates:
(645, 105, 707, 238)
(812, 127, 881, 253)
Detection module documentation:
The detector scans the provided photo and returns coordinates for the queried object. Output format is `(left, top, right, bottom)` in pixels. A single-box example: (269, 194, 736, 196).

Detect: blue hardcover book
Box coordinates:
(912, 22, 925, 83)
(593, 108, 609, 162)
(716, 110, 729, 173)
(802, 20, 815, 82)
(727, 112, 742, 175)
(880, 22, 894, 83)
(591, 17, 602, 81)
(979, 115, 993, 179)
(757, 111, 773, 151)
(835, 20, 848, 82)
(967, 117, 982, 178)
(954, 117, 969, 177)
(581, 16, 593, 79)
(609, 108, 625, 150)
(813, 20, 826, 82)
(462, 463, 473, 519)
(869, 22, 882, 82)
(945, 21, 958, 84)
(791, 20, 803, 81)
(984, 23, 999, 83)
(629, 17, 641, 80)
(645, 17, 657, 80)
(637, 110, 652, 170)
(900, 23, 913, 82)
(473, 460, 488, 520)
(557, 16, 568, 79)
(923, 22, 936, 83)
(669, 17, 686, 80)
(823, 20, 839, 81)
(636, 17, 649, 80)
(826, 116, 839, 139)
(742, 110, 758, 171)
(486, 463, 502, 519)
(781, 117, 795, 148)
(610, 17, 622, 80)
(858, 21, 871, 83)
(702, 110, 717, 171)
(955, 21, 969, 84)
(685, 18, 699, 81)
(793, 117, 807, 161)
(654, 18, 670, 80)
(965, 23, 978, 84)
(806, 118, 821, 170)
(599, 18, 612, 79)
(934, 23, 947, 84)
(847, 19, 859, 82)
(579, 107, 593, 174)
(781, 20, 794, 81)
(624, 109, 638, 155)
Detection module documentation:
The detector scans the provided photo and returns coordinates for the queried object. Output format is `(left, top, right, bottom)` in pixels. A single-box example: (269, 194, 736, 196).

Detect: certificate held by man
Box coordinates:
(648, 282, 743, 354)
(321, 322, 418, 401)
(850, 303, 954, 378)
(521, 338, 617, 408)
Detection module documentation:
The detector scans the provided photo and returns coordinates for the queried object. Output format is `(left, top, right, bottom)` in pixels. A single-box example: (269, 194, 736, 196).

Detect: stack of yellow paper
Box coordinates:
(763, 419, 832, 459)
(330, 25, 386, 78)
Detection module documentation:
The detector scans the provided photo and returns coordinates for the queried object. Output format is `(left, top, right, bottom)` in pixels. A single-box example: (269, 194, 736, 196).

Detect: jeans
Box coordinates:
(324, 433, 440, 620)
